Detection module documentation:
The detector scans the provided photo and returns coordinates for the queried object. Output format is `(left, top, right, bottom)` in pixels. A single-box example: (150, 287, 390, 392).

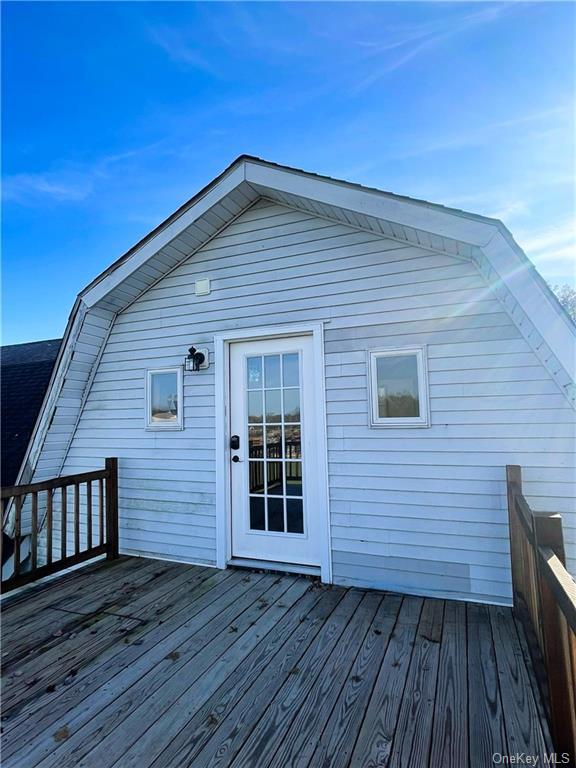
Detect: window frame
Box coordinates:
(145, 367, 184, 431)
(367, 346, 430, 428)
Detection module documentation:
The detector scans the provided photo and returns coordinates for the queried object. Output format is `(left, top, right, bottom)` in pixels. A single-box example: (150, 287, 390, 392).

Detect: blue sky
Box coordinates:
(2, 1, 574, 344)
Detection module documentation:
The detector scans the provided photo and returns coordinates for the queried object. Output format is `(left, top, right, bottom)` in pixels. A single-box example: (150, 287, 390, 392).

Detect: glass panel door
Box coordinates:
(246, 353, 304, 534)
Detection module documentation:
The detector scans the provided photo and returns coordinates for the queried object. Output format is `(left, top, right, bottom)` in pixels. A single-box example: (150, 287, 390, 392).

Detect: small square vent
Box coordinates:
(195, 278, 211, 296)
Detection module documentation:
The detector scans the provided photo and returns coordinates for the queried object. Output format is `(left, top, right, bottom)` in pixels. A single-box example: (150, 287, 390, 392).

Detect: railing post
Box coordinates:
(506, 465, 523, 608)
(534, 514, 576, 762)
(105, 457, 119, 560)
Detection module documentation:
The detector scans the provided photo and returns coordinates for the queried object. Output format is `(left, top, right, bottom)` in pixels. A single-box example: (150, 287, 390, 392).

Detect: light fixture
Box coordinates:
(185, 346, 209, 371)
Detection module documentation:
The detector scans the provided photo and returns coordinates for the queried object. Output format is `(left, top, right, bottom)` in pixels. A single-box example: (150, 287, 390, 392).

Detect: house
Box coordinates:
(1, 339, 61, 488)
(12, 156, 576, 606)
(1, 338, 61, 571)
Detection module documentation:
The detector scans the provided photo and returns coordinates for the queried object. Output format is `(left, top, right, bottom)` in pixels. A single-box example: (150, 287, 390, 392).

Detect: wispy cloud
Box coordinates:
(392, 105, 571, 160)
(355, 4, 513, 89)
(518, 219, 576, 264)
(3, 171, 94, 203)
(147, 26, 219, 74)
(2, 141, 167, 206)
(516, 219, 576, 284)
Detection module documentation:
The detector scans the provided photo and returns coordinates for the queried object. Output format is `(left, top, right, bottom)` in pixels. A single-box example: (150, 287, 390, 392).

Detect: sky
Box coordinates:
(2, 1, 575, 345)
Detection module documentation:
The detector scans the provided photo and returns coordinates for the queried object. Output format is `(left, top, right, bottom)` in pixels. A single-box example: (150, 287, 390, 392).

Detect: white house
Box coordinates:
(16, 156, 576, 606)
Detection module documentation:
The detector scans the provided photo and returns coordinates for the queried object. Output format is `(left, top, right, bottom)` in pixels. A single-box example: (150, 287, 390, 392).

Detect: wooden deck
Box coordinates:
(1, 556, 553, 768)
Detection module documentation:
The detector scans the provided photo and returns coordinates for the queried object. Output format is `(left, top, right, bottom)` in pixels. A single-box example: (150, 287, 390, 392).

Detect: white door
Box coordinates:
(229, 336, 321, 567)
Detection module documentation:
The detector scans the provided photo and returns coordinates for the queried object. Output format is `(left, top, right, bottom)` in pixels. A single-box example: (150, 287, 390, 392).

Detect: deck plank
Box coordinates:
(388, 598, 445, 768)
(1, 566, 226, 758)
(467, 602, 508, 768)
(306, 593, 403, 768)
(223, 590, 371, 768)
(1, 560, 193, 669)
(23, 571, 277, 768)
(78, 574, 303, 768)
(0, 558, 555, 768)
(429, 600, 469, 768)
(144, 584, 344, 768)
(489, 605, 550, 762)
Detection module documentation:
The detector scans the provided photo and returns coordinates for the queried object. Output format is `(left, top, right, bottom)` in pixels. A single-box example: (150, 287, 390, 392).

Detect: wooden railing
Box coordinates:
(506, 465, 576, 763)
(1, 457, 118, 593)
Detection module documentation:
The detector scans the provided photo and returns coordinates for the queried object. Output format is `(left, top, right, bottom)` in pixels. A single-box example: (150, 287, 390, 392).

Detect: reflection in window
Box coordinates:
(369, 348, 429, 427)
(246, 351, 305, 534)
(147, 369, 182, 429)
(376, 354, 420, 418)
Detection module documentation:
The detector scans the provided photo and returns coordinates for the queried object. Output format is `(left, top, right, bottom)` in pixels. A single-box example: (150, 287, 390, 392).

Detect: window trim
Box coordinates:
(145, 367, 184, 431)
(368, 346, 430, 428)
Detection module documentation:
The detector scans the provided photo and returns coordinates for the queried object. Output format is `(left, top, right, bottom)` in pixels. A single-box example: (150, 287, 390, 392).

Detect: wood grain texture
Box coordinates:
(467, 602, 507, 768)
(349, 596, 422, 768)
(1, 557, 555, 768)
(429, 600, 469, 768)
(388, 598, 445, 768)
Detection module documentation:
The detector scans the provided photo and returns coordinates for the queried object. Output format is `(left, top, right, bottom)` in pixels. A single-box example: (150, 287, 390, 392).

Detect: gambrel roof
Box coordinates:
(16, 155, 576, 489)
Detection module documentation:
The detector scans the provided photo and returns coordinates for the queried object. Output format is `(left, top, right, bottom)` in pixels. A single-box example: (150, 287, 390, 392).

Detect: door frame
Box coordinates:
(214, 322, 332, 583)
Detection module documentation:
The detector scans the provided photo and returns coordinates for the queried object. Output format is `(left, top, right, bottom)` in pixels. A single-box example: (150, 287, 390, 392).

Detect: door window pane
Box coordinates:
(242, 348, 305, 536)
(285, 462, 302, 496)
(248, 391, 263, 423)
(283, 389, 300, 423)
(248, 426, 264, 458)
(375, 354, 420, 418)
(265, 426, 282, 459)
(264, 355, 281, 388)
(249, 462, 265, 494)
(267, 462, 284, 496)
(268, 498, 284, 532)
(150, 372, 178, 423)
(247, 357, 263, 389)
(250, 497, 265, 530)
(282, 354, 299, 387)
(284, 425, 301, 459)
(265, 389, 282, 423)
(287, 499, 304, 534)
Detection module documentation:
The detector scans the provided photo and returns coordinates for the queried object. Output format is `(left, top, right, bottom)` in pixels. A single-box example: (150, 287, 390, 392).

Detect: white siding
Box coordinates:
(59, 199, 576, 601)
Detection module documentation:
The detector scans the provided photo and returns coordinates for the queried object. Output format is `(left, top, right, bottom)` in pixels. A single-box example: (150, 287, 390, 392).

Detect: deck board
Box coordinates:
(1, 557, 554, 768)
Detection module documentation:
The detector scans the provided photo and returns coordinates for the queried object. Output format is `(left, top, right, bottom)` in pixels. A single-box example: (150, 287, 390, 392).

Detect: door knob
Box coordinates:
(232, 455, 240, 463)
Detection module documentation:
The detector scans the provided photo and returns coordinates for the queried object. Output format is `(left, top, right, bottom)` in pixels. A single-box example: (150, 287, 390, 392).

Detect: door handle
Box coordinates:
(231, 455, 241, 463)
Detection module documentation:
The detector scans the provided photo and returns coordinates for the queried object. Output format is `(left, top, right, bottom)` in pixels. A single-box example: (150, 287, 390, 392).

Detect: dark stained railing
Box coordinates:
(1, 457, 119, 592)
(506, 465, 576, 764)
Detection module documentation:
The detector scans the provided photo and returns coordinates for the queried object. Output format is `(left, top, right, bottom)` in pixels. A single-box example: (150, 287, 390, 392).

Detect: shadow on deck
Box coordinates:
(1, 556, 553, 768)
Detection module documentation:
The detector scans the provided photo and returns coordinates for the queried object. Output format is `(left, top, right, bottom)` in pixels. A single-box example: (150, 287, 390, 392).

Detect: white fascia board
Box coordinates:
(81, 164, 246, 308)
(482, 231, 576, 382)
(244, 161, 500, 247)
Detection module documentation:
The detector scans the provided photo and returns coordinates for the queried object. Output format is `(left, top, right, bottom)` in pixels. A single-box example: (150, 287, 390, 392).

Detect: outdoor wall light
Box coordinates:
(185, 346, 209, 372)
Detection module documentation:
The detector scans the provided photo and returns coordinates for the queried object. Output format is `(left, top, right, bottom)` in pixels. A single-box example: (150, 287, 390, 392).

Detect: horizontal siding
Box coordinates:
(58, 199, 575, 600)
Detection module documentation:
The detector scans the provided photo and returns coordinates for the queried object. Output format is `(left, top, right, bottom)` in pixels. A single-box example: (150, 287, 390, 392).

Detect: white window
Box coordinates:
(145, 368, 183, 430)
(368, 347, 429, 427)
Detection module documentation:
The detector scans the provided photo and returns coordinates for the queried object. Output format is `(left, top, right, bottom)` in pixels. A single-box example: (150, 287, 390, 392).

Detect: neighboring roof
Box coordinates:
(11, 155, 576, 497)
(1, 339, 61, 486)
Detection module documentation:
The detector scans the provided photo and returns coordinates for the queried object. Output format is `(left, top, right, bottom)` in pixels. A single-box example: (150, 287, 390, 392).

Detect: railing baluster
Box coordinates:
(105, 457, 119, 560)
(46, 490, 53, 565)
(13, 496, 23, 577)
(74, 483, 80, 555)
(61, 486, 67, 560)
(1, 460, 118, 592)
(98, 478, 104, 546)
(86, 481, 93, 550)
(31, 492, 38, 571)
